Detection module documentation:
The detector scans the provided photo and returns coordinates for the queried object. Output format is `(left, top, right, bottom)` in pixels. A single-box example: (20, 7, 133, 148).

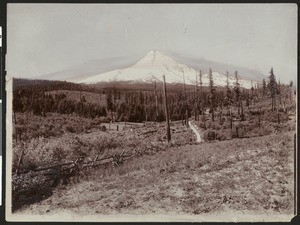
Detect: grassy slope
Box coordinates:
(12, 120, 194, 169)
(16, 131, 295, 217)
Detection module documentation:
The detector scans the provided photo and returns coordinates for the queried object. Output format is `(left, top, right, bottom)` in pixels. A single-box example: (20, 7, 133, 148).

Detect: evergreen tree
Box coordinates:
(199, 70, 204, 119)
(106, 91, 114, 120)
(233, 71, 241, 115)
(268, 67, 277, 111)
(262, 79, 267, 98)
(199, 70, 203, 93)
(277, 79, 282, 105)
(250, 81, 255, 105)
(225, 71, 232, 108)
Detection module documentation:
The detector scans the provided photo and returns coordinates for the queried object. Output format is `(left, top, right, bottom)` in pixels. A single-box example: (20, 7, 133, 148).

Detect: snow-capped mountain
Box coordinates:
(72, 51, 258, 89)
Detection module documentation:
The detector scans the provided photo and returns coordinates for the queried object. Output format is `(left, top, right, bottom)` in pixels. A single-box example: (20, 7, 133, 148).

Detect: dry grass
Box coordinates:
(16, 131, 295, 216)
(12, 120, 195, 172)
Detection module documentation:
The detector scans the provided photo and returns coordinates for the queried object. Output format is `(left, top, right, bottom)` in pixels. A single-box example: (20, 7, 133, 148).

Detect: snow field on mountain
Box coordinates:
(77, 51, 257, 89)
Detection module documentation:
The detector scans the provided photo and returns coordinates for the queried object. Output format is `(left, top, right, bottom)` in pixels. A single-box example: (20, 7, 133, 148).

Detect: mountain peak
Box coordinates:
(133, 50, 176, 68)
(73, 51, 260, 89)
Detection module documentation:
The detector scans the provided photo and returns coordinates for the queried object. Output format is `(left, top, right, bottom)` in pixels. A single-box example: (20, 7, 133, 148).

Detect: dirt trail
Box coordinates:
(188, 120, 202, 143)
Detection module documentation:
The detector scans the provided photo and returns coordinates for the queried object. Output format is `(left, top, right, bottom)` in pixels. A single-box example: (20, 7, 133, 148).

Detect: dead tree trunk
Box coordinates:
(195, 72, 199, 121)
(163, 75, 171, 142)
(258, 107, 261, 128)
(182, 73, 189, 126)
(154, 81, 159, 122)
(144, 93, 148, 122)
(230, 107, 233, 130)
(237, 99, 240, 116)
(240, 99, 244, 121)
(16, 147, 25, 175)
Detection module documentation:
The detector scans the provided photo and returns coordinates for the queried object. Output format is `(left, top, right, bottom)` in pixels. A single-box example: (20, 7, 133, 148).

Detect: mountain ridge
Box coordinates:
(73, 51, 261, 89)
(164, 50, 265, 81)
(38, 51, 266, 89)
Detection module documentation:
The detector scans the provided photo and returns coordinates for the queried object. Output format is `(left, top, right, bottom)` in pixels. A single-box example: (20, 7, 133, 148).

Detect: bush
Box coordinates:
(100, 116, 111, 123)
(198, 122, 206, 129)
(92, 119, 102, 126)
(204, 130, 217, 141)
(216, 132, 227, 141)
(12, 171, 54, 212)
(65, 125, 75, 133)
(101, 125, 107, 131)
(206, 121, 212, 129)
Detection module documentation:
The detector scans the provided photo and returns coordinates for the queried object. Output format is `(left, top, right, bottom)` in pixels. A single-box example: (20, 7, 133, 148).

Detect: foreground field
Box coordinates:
(15, 131, 295, 219)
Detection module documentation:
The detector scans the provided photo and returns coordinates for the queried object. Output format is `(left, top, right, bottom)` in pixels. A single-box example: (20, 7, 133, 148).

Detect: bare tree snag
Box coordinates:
(163, 75, 171, 142)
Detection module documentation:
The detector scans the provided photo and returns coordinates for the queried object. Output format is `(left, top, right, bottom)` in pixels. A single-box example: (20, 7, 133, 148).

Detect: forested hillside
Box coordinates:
(12, 69, 295, 143)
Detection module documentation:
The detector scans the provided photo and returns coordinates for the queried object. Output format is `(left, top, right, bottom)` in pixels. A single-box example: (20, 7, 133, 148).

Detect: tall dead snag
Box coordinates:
(106, 90, 113, 122)
(251, 80, 255, 106)
(262, 78, 267, 100)
(225, 71, 232, 110)
(182, 72, 188, 126)
(195, 71, 199, 121)
(230, 107, 233, 129)
(199, 70, 205, 123)
(163, 75, 171, 142)
(277, 80, 282, 106)
(144, 92, 148, 122)
(258, 107, 261, 128)
(199, 70, 203, 95)
(154, 81, 159, 122)
(233, 71, 241, 116)
(236, 126, 239, 138)
(240, 98, 245, 121)
(208, 68, 216, 122)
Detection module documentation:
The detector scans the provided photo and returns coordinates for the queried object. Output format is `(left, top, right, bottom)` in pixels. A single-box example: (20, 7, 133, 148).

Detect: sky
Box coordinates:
(7, 3, 297, 84)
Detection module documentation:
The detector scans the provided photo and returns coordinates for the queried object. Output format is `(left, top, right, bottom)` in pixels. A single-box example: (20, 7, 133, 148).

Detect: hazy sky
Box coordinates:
(7, 3, 297, 84)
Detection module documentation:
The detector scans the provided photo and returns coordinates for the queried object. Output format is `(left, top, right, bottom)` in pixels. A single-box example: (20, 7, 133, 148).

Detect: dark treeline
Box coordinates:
(13, 78, 231, 123)
(13, 68, 292, 123)
(13, 88, 107, 119)
(13, 79, 85, 91)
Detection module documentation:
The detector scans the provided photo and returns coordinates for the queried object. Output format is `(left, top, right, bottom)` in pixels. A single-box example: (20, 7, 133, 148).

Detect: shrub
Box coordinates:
(92, 119, 102, 126)
(100, 116, 111, 123)
(206, 121, 212, 129)
(65, 125, 75, 133)
(101, 125, 107, 131)
(198, 122, 206, 129)
(204, 130, 217, 141)
(216, 132, 227, 141)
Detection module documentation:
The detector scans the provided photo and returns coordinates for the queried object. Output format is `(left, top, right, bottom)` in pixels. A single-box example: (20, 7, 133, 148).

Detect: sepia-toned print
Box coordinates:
(6, 4, 297, 222)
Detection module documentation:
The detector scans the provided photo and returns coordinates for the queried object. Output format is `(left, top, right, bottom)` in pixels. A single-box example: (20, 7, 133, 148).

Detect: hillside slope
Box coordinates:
(15, 132, 295, 221)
